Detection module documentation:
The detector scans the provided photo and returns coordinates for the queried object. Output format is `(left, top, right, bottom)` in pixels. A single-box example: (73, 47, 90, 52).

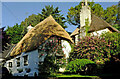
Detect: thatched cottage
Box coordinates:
(71, 1, 120, 44)
(4, 15, 73, 76)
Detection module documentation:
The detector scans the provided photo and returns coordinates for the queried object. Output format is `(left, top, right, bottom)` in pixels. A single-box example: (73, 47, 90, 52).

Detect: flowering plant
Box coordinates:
(38, 36, 66, 74)
(70, 32, 120, 64)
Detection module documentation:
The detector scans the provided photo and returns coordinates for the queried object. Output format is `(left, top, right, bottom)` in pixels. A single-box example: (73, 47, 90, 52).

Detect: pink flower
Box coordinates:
(56, 50, 58, 52)
(41, 54, 44, 56)
(107, 45, 110, 47)
(88, 37, 90, 40)
(91, 47, 95, 50)
(53, 40, 54, 43)
(56, 40, 58, 43)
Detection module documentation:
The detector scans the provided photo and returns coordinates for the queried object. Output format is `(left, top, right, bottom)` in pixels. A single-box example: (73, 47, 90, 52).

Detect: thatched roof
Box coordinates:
(70, 27, 79, 36)
(89, 14, 120, 33)
(10, 15, 73, 56)
(71, 14, 120, 36)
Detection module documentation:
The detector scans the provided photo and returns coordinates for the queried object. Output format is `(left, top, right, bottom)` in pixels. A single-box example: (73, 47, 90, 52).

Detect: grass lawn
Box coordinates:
(49, 73, 98, 78)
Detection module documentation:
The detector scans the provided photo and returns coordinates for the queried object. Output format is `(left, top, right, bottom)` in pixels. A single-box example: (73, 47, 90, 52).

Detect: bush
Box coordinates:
(38, 36, 66, 75)
(101, 32, 120, 55)
(66, 59, 97, 75)
(69, 32, 120, 64)
(70, 36, 111, 64)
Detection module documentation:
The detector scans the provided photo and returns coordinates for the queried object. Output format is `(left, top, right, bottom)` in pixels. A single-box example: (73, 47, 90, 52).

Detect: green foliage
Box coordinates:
(113, 24, 120, 31)
(39, 55, 59, 74)
(85, 19, 90, 36)
(101, 32, 120, 55)
(67, 1, 117, 26)
(70, 32, 120, 64)
(67, 1, 105, 26)
(21, 5, 67, 29)
(40, 5, 67, 28)
(103, 5, 118, 25)
(91, 4, 104, 18)
(6, 24, 23, 44)
(6, 5, 67, 44)
(67, 2, 82, 26)
(38, 36, 66, 74)
(1, 27, 10, 51)
(116, 1, 120, 26)
(66, 59, 96, 74)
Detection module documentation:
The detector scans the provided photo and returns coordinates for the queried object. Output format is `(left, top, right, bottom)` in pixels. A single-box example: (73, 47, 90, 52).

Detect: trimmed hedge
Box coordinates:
(66, 59, 96, 75)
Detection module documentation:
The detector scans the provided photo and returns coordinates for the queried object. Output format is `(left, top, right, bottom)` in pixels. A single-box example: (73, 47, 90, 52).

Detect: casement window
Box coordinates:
(9, 62, 12, 67)
(16, 57, 20, 67)
(23, 55, 28, 66)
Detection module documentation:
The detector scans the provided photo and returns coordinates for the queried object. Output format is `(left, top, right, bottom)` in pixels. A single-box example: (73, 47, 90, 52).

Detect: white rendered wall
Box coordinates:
(91, 28, 110, 36)
(61, 40, 71, 58)
(4, 39, 71, 76)
(4, 50, 41, 76)
(75, 35, 79, 45)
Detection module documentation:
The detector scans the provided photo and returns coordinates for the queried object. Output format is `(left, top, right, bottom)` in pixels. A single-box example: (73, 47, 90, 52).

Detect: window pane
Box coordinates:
(16, 57, 20, 67)
(9, 62, 12, 67)
(23, 55, 28, 66)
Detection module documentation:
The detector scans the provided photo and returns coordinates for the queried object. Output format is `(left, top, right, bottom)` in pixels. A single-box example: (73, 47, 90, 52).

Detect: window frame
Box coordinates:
(23, 55, 28, 66)
(8, 62, 12, 68)
(16, 57, 20, 67)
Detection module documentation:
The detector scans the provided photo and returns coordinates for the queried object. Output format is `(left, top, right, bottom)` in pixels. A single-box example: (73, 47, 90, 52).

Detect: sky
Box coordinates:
(1, 1, 119, 32)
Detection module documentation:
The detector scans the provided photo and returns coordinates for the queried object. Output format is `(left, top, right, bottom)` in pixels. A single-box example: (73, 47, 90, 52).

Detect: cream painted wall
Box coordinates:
(90, 28, 111, 36)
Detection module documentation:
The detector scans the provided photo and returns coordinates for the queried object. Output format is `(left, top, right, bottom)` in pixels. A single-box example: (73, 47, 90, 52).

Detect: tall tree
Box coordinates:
(67, 2, 83, 26)
(91, 4, 104, 18)
(1, 27, 10, 52)
(21, 5, 67, 29)
(40, 5, 67, 28)
(104, 5, 118, 25)
(67, 1, 117, 26)
(67, 1, 105, 26)
(6, 24, 24, 44)
(6, 5, 67, 44)
(116, 1, 120, 26)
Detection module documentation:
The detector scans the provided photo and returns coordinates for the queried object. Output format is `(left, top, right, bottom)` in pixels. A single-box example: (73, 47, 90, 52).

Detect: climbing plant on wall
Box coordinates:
(38, 36, 66, 75)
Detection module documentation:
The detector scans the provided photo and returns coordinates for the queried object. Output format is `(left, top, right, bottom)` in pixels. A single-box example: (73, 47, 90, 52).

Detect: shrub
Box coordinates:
(69, 32, 120, 64)
(38, 36, 66, 74)
(66, 59, 96, 75)
(101, 32, 120, 55)
(70, 36, 111, 64)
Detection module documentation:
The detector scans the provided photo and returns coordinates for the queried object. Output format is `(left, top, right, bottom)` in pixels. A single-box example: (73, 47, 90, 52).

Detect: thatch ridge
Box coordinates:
(70, 27, 79, 36)
(10, 15, 73, 56)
